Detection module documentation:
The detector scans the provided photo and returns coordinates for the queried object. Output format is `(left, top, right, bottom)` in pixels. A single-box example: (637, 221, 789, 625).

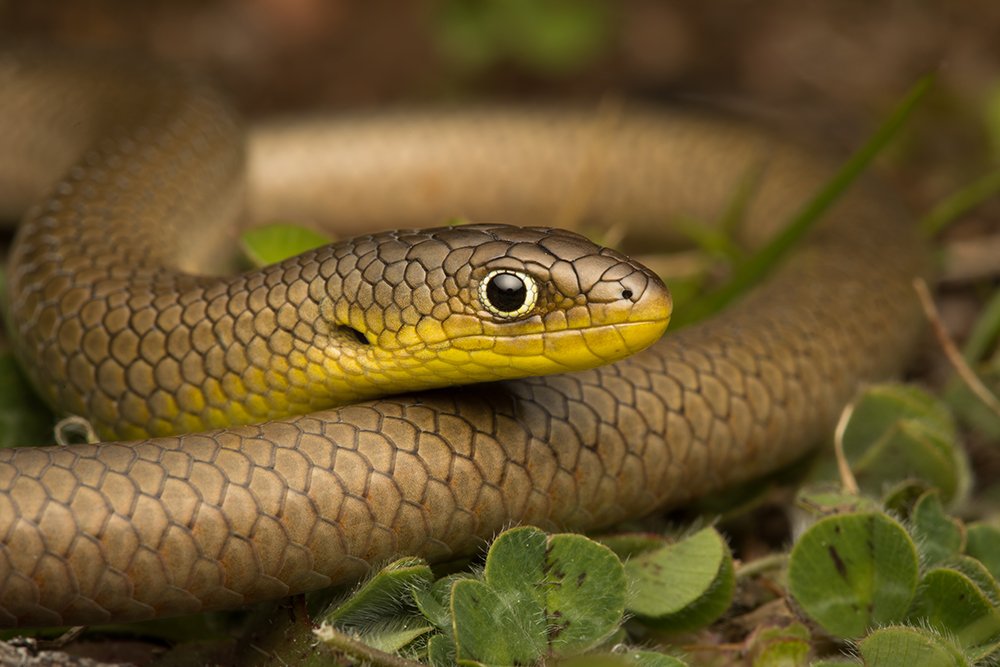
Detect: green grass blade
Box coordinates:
(962, 288, 1000, 365)
(921, 167, 1000, 238)
(674, 75, 934, 328)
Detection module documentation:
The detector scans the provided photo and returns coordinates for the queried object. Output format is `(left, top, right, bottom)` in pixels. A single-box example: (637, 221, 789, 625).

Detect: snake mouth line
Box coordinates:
(391, 314, 671, 354)
(421, 318, 672, 369)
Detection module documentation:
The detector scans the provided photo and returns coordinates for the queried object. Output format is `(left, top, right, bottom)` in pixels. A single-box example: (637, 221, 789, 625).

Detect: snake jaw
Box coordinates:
(385, 266, 671, 379)
(298, 224, 671, 402)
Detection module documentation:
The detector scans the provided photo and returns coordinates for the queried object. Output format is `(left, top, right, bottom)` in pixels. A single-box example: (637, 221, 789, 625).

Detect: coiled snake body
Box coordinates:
(0, 51, 926, 627)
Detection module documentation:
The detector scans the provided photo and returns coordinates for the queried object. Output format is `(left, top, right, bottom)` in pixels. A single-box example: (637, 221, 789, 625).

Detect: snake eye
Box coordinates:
(479, 269, 538, 319)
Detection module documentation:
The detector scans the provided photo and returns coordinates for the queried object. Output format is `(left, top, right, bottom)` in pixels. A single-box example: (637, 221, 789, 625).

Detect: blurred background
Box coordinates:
(2, 0, 998, 196)
(4, 0, 998, 328)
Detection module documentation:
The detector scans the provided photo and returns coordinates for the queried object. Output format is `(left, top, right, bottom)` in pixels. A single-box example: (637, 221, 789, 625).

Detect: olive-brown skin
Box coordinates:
(0, 51, 926, 626)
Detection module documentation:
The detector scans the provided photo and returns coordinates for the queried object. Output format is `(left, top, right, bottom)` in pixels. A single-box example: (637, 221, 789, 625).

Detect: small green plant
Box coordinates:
(314, 526, 730, 666)
(238, 222, 334, 268)
(283, 382, 997, 666)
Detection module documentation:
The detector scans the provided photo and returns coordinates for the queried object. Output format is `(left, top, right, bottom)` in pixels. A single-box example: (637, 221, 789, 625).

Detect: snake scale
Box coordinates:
(0, 50, 926, 628)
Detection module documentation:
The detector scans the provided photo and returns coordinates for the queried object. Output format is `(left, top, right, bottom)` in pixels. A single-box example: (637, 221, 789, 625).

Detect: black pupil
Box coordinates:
(486, 273, 527, 313)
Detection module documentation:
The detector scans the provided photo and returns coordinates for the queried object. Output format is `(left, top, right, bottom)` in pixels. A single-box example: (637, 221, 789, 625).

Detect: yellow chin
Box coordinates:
(311, 316, 668, 404)
(413, 314, 671, 381)
(315, 291, 673, 403)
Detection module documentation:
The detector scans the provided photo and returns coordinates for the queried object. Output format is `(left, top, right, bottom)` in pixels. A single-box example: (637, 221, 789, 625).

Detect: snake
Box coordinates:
(0, 50, 927, 628)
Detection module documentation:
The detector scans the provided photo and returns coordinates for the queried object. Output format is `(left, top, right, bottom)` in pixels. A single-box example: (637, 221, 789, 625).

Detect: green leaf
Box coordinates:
(965, 523, 1000, 581)
(858, 626, 967, 667)
(482, 525, 548, 600)
(947, 369, 1000, 445)
(451, 526, 626, 665)
(543, 533, 627, 652)
(968, 638, 1000, 666)
(910, 561, 1000, 647)
(316, 557, 434, 636)
(353, 620, 435, 654)
(753, 640, 809, 667)
(950, 554, 1000, 605)
(239, 223, 333, 268)
(750, 623, 811, 667)
(788, 511, 919, 638)
(599, 533, 669, 560)
(796, 485, 882, 517)
(882, 479, 934, 518)
(414, 573, 472, 634)
(625, 528, 734, 632)
(427, 633, 457, 667)
(842, 384, 952, 453)
(910, 490, 965, 566)
(452, 575, 546, 665)
(840, 384, 966, 503)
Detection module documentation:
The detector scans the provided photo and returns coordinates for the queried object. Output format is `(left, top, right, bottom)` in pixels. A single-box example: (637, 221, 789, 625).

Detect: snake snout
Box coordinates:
(623, 270, 672, 325)
(621, 271, 672, 353)
(586, 266, 672, 356)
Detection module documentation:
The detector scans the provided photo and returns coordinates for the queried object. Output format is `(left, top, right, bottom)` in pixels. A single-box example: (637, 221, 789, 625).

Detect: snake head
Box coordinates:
(313, 223, 670, 402)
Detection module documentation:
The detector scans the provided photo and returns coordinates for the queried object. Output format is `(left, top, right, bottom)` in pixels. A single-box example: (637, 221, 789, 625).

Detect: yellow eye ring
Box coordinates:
(478, 269, 538, 319)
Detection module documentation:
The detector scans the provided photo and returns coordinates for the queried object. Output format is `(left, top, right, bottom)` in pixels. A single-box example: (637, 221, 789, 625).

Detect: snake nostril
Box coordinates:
(621, 289, 634, 300)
